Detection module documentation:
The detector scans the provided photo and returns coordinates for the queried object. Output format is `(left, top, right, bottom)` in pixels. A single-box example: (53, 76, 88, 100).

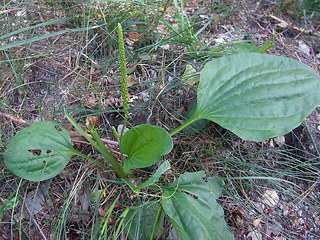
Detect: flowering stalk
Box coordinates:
(118, 23, 129, 139)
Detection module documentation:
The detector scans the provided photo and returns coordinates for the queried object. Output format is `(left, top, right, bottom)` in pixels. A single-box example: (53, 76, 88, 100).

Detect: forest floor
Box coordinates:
(0, 0, 320, 239)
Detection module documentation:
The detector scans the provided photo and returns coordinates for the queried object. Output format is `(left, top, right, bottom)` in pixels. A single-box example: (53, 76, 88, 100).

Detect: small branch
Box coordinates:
(268, 14, 320, 37)
(58, 66, 80, 82)
(69, 130, 118, 145)
(0, 112, 30, 125)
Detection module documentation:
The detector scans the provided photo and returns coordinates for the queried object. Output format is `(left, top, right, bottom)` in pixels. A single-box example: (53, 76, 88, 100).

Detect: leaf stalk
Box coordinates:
(169, 114, 200, 136)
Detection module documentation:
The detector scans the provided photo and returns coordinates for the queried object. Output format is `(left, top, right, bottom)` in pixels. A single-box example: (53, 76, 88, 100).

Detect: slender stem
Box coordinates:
(92, 130, 138, 191)
(91, 129, 126, 179)
(150, 206, 163, 240)
(66, 114, 137, 189)
(66, 114, 100, 150)
(169, 114, 200, 137)
(72, 151, 111, 172)
(122, 177, 138, 192)
(67, 113, 122, 174)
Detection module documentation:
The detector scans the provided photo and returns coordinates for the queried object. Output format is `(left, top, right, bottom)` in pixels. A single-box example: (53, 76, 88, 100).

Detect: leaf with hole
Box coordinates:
(4, 121, 74, 181)
(120, 124, 173, 174)
(161, 171, 234, 240)
(192, 53, 320, 141)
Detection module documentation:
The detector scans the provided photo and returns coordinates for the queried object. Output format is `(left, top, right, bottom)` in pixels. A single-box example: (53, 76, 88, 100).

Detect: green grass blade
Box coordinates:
(0, 24, 106, 51)
(113, 208, 130, 240)
(0, 17, 76, 41)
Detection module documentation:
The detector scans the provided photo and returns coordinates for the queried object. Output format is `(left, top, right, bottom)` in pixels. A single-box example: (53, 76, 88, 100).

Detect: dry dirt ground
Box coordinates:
(0, 0, 320, 239)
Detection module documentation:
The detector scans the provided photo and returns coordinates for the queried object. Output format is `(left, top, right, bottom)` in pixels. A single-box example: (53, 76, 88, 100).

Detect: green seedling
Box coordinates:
(0, 195, 19, 221)
(3, 23, 320, 239)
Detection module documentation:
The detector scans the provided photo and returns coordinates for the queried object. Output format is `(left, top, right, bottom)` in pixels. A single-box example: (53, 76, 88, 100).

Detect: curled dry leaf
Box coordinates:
(253, 218, 262, 228)
(85, 116, 99, 130)
(98, 208, 116, 224)
(98, 208, 107, 217)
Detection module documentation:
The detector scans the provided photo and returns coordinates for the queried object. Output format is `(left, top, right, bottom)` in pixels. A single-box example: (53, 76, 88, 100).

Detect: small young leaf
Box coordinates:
(161, 171, 234, 240)
(195, 53, 320, 141)
(120, 124, 173, 174)
(233, 41, 260, 53)
(258, 41, 274, 53)
(181, 64, 199, 85)
(4, 121, 74, 181)
(0, 195, 19, 221)
(136, 160, 170, 191)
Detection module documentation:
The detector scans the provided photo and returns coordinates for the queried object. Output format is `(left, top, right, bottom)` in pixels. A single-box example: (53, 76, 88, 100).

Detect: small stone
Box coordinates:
(262, 190, 279, 207)
(298, 41, 310, 56)
(298, 218, 305, 225)
(117, 124, 129, 136)
(247, 230, 262, 240)
(140, 90, 149, 102)
(274, 136, 285, 145)
(215, 37, 225, 44)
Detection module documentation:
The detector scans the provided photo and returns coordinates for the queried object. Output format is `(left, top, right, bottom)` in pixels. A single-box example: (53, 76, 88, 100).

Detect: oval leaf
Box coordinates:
(4, 121, 74, 181)
(196, 53, 320, 141)
(120, 124, 173, 173)
(161, 171, 234, 240)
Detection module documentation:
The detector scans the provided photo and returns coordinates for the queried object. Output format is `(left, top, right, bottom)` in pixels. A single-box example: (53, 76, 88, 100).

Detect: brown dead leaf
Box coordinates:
(281, 0, 296, 15)
(127, 75, 138, 87)
(99, 208, 107, 217)
(85, 116, 100, 130)
(98, 209, 115, 224)
(186, 1, 199, 8)
(253, 218, 262, 228)
(127, 32, 144, 41)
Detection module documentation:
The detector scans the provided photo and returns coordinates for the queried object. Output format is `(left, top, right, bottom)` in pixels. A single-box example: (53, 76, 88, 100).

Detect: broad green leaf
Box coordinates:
(4, 121, 74, 181)
(183, 103, 209, 134)
(194, 53, 320, 141)
(161, 171, 234, 240)
(120, 124, 173, 174)
(125, 201, 164, 240)
(136, 160, 170, 191)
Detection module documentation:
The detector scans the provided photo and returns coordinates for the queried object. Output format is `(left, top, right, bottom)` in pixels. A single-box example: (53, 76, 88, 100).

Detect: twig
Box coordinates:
(0, 112, 30, 125)
(293, 181, 318, 205)
(268, 14, 320, 37)
(58, 66, 81, 82)
(69, 131, 118, 145)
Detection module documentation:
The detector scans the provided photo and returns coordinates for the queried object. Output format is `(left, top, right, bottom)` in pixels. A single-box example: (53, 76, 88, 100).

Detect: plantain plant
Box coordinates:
(3, 23, 320, 239)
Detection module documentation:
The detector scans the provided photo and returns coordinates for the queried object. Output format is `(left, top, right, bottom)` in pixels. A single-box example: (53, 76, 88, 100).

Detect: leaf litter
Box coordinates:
(0, 0, 320, 239)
